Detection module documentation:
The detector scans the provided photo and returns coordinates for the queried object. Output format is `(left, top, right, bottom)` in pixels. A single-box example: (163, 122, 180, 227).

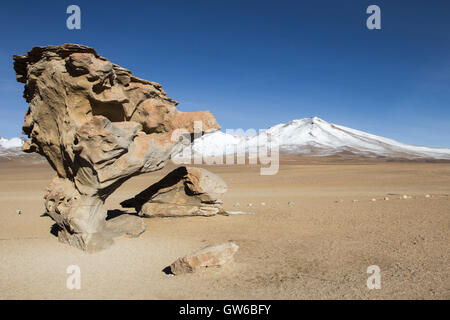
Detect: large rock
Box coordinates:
(169, 242, 239, 274)
(13, 44, 220, 251)
(121, 166, 227, 217)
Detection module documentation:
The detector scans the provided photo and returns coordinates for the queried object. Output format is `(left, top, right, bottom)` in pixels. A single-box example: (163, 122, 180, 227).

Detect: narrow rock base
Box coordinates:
(57, 215, 146, 253)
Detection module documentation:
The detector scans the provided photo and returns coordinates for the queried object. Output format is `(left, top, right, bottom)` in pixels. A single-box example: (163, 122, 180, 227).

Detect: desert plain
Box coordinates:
(0, 156, 449, 299)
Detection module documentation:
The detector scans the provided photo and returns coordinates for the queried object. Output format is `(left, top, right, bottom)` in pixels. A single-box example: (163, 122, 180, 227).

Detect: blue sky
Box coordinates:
(0, 0, 449, 147)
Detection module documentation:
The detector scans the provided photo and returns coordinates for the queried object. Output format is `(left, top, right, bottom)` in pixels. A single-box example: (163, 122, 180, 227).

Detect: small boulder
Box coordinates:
(169, 242, 239, 275)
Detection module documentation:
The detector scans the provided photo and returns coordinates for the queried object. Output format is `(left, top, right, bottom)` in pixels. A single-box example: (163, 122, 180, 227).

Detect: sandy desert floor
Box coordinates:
(0, 156, 449, 299)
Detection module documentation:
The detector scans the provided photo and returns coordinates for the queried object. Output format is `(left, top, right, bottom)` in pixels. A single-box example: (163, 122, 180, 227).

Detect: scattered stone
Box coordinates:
(261, 202, 266, 206)
(425, 194, 431, 198)
(352, 200, 359, 203)
(371, 198, 377, 202)
(335, 200, 343, 203)
(247, 203, 253, 207)
(233, 202, 240, 207)
(288, 201, 295, 207)
(121, 166, 227, 217)
(13, 44, 220, 252)
(169, 242, 239, 275)
(384, 197, 389, 201)
(16, 209, 21, 215)
(402, 195, 408, 199)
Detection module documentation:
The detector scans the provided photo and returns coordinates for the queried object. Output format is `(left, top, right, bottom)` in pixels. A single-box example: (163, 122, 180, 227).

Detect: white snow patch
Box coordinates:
(0, 137, 24, 149)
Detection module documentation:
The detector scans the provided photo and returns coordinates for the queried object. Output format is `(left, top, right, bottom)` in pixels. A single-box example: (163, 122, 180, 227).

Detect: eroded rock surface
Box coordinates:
(13, 44, 219, 251)
(169, 242, 239, 275)
(121, 166, 227, 217)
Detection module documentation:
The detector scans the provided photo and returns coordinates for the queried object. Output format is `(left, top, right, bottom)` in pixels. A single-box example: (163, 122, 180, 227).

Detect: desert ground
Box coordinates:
(0, 156, 449, 299)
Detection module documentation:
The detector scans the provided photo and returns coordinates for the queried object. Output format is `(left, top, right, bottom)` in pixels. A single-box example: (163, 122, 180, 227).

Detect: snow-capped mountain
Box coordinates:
(0, 136, 44, 161)
(0, 136, 24, 160)
(0, 136, 24, 149)
(178, 117, 450, 160)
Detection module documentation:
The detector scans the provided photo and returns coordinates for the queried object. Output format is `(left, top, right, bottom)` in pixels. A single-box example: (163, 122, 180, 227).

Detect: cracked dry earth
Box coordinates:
(0, 157, 449, 299)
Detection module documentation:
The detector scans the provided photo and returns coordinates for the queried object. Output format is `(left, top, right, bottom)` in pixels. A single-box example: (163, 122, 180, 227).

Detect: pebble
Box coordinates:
(233, 202, 240, 207)
(226, 211, 255, 215)
(16, 209, 21, 215)
(352, 199, 359, 203)
(384, 197, 389, 201)
(288, 201, 295, 207)
(261, 202, 266, 206)
(425, 194, 431, 198)
(402, 195, 408, 199)
(371, 198, 377, 202)
(247, 203, 253, 207)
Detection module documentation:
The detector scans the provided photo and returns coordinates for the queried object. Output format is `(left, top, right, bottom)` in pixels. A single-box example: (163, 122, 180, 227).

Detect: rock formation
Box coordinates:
(121, 166, 227, 217)
(13, 44, 219, 252)
(169, 242, 239, 275)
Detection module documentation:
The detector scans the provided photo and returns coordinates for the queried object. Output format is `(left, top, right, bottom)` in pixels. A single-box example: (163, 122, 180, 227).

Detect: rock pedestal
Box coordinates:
(13, 44, 220, 251)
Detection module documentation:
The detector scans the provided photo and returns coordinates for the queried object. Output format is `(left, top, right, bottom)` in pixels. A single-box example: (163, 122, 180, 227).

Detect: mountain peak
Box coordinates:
(181, 117, 450, 160)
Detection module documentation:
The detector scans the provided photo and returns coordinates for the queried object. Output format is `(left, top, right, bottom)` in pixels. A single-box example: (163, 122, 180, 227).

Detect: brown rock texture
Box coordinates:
(13, 44, 220, 252)
(170, 242, 239, 275)
(121, 166, 227, 217)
